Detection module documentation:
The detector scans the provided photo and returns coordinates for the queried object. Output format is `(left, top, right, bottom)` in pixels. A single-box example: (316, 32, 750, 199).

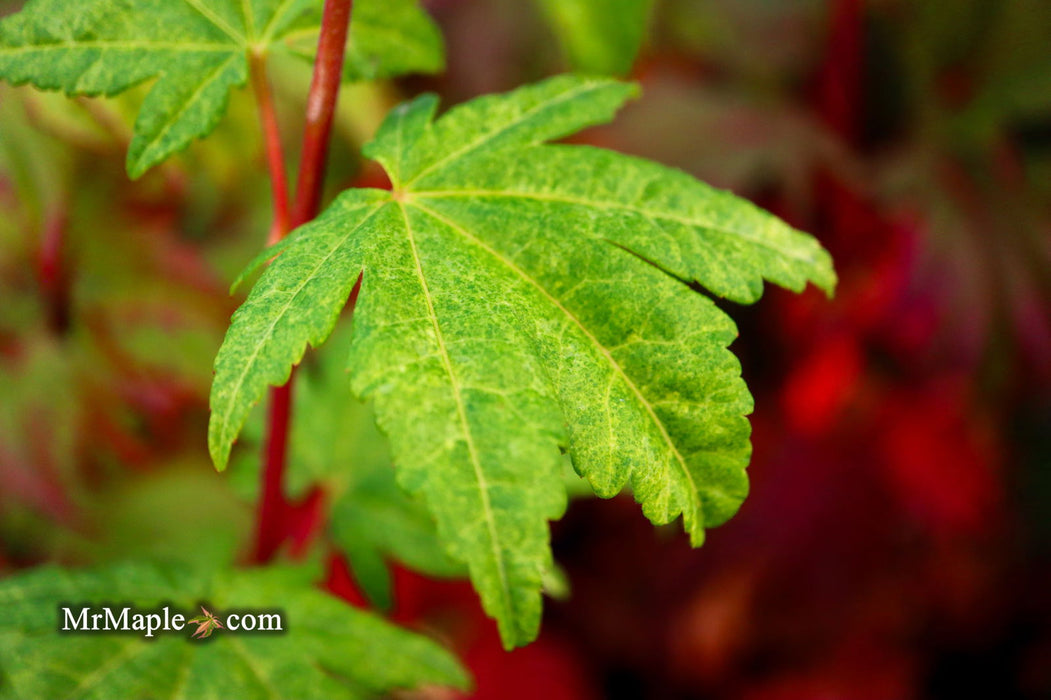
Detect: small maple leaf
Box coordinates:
(186, 606, 224, 640)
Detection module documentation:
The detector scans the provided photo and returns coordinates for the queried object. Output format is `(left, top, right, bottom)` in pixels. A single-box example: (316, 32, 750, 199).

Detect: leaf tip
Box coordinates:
(207, 422, 232, 473)
(813, 247, 839, 298)
(124, 154, 148, 181)
(494, 606, 542, 651)
(443, 659, 473, 692)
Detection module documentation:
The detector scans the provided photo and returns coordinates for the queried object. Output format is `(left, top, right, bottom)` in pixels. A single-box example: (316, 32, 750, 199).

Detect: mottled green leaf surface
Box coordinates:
(209, 75, 836, 647)
(0, 0, 443, 177)
(0, 562, 467, 699)
(537, 0, 653, 75)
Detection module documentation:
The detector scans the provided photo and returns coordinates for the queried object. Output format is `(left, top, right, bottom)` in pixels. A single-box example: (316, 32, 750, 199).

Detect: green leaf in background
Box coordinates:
(209, 74, 836, 648)
(0, 0, 443, 178)
(329, 446, 468, 610)
(283, 0, 444, 82)
(0, 561, 468, 699)
(537, 0, 653, 75)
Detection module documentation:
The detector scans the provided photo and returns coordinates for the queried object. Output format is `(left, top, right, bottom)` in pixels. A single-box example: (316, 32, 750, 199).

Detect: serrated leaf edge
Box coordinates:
(209, 200, 388, 469)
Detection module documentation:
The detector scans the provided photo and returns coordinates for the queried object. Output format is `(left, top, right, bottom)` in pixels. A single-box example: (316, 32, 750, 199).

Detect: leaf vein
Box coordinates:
(67, 640, 150, 699)
(136, 53, 242, 166)
(417, 189, 819, 266)
(404, 81, 612, 187)
(241, 0, 256, 40)
(227, 637, 281, 700)
(259, 0, 302, 43)
(395, 201, 513, 619)
(0, 42, 235, 54)
(181, 0, 247, 44)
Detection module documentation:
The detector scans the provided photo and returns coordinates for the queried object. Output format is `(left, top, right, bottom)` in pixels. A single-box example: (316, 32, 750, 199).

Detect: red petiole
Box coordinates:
(248, 0, 354, 564)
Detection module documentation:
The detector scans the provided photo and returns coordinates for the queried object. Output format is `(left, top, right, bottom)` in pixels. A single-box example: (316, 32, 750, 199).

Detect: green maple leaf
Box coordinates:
(0, 0, 443, 178)
(537, 0, 654, 75)
(0, 562, 468, 699)
(208, 74, 836, 648)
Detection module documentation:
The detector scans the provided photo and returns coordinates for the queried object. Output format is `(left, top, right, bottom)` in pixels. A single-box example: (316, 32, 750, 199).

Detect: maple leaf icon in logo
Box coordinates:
(187, 606, 224, 640)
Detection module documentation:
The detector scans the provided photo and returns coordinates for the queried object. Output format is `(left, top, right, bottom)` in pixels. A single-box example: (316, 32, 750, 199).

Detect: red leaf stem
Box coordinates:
(248, 50, 290, 245)
(251, 0, 354, 564)
(290, 0, 353, 228)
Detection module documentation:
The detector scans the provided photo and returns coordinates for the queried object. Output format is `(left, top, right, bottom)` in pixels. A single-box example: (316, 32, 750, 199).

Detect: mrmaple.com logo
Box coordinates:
(59, 605, 284, 639)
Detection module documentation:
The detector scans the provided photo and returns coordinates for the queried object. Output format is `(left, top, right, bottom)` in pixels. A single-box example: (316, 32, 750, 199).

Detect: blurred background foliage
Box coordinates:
(1, 0, 1049, 697)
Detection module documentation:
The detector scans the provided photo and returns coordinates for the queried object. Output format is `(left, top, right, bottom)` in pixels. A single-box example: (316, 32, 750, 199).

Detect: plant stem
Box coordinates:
(290, 0, 353, 228)
(249, 50, 290, 245)
(255, 382, 293, 561)
(252, 0, 354, 564)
